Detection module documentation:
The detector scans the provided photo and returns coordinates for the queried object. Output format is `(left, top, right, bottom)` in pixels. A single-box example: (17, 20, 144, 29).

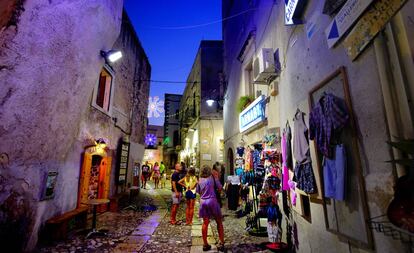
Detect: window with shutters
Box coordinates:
(92, 65, 115, 115)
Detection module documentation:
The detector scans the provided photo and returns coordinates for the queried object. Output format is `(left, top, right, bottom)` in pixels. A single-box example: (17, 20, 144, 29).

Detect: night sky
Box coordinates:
(124, 0, 222, 126)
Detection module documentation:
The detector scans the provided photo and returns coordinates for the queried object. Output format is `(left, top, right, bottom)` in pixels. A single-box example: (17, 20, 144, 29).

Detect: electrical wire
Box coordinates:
(138, 79, 200, 84)
(138, 8, 257, 30)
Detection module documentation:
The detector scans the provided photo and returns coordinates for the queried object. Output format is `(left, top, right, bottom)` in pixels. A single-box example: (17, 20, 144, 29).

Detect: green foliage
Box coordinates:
(237, 95, 255, 113)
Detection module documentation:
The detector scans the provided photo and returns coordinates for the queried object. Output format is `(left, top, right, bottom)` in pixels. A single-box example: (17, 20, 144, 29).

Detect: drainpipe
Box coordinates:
(374, 31, 406, 178)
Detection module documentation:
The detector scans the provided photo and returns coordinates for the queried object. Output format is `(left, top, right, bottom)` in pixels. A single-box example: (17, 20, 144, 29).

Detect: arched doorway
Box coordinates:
(77, 143, 112, 212)
(227, 148, 234, 175)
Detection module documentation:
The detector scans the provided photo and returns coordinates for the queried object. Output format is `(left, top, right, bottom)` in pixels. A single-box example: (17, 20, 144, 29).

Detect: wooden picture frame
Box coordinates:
(308, 67, 373, 249)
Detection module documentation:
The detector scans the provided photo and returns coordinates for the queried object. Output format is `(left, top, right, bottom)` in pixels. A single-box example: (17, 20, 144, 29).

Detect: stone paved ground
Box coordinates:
(37, 195, 155, 253)
(37, 181, 275, 253)
(138, 182, 273, 253)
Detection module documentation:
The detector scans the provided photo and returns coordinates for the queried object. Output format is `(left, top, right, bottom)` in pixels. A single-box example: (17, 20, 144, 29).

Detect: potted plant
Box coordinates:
(237, 95, 255, 113)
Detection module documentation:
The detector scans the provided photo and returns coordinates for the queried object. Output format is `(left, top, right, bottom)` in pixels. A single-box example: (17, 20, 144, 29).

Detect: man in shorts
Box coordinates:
(170, 163, 183, 225)
(141, 161, 151, 189)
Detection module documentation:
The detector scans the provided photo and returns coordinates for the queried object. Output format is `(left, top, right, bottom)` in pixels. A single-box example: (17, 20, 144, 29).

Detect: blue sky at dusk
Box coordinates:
(124, 0, 222, 126)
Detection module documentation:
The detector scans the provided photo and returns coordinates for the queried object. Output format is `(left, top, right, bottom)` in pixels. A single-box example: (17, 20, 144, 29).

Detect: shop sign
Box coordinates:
(285, 0, 307, 25)
(239, 95, 266, 133)
(117, 140, 130, 184)
(325, 0, 373, 48)
(344, 0, 408, 60)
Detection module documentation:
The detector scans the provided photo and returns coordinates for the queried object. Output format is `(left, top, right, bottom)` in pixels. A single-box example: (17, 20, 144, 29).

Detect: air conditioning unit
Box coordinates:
(253, 48, 276, 84)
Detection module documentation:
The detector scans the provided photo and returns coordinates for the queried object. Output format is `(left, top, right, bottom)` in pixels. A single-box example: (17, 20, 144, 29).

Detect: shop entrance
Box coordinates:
(77, 144, 112, 212)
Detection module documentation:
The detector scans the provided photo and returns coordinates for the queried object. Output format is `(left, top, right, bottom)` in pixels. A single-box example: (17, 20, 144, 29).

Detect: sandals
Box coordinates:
(217, 243, 225, 252)
(202, 244, 211, 251)
(203, 243, 224, 251)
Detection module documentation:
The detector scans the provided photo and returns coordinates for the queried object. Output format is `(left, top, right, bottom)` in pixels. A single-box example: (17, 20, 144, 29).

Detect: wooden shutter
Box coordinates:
(77, 153, 92, 208)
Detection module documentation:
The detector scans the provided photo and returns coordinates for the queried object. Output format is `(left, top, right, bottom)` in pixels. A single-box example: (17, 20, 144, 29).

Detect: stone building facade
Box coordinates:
(222, 1, 413, 253)
(179, 40, 224, 169)
(0, 1, 150, 251)
(163, 94, 182, 171)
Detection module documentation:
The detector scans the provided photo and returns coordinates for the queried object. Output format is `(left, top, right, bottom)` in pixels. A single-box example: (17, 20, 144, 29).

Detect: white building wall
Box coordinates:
(223, 1, 413, 252)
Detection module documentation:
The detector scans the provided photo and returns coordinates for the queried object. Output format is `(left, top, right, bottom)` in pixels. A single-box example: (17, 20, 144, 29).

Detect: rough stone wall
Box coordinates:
(223, 0, 412, 252)
(0, 0, 124, 251)
(103, 11, 151, 193)
(199, 119, 224, 168)
(111, 11, 151, 145)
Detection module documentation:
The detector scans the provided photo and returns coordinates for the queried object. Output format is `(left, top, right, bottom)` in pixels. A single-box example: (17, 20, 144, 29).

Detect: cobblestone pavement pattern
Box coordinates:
(37, 181, 273, 253)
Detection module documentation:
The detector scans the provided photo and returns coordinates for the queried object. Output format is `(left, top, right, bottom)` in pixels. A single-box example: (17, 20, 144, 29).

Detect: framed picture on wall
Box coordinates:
(41, 171, 58, 200)
(308, 66, 373, 249)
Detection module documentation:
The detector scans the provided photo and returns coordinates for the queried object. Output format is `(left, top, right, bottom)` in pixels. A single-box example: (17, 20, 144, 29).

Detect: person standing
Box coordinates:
(141, 161, 151, 189)
(159, 161, 166, 188)
(212, 163, 223, 207)
(170, 163, 183, 225)
(178, 167, 198, 225)
(152, 162, 161, 189)
(196, 165, 225, 252)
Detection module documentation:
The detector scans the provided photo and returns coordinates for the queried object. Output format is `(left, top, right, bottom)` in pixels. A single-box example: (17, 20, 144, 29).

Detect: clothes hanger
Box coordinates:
(293, 108, 301, 121)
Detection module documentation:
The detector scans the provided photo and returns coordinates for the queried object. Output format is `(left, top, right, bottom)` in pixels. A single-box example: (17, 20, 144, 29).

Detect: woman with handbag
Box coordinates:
(178, 167, 198, 225)
(196, 165, 225, 252)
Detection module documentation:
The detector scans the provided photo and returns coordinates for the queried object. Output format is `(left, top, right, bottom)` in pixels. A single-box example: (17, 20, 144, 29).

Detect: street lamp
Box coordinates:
(100, 50, 123, 63)
(206, 99, 215, 107)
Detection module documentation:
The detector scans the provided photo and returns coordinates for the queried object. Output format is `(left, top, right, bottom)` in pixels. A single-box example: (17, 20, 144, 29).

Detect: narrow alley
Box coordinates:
(1, 1, 413, 253)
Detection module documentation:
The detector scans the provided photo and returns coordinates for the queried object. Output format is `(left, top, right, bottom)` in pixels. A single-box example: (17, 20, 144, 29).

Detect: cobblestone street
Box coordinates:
(37, 181, 273, 253)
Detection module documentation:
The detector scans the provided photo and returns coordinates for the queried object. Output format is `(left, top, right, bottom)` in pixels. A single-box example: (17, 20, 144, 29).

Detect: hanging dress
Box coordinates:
(293, 110, 316, 194)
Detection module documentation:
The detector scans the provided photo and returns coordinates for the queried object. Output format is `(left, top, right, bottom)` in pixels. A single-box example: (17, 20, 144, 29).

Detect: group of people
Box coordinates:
(170, 162, 225, 252)
(140, 161, 166, 189)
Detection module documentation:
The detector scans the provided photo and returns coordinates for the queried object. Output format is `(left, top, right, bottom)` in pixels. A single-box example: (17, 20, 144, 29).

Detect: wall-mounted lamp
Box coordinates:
(206, 98, 225, 107)
(100, 50, 123, 63)
(206, 99, 215, 107)
(189, 128, 196, 132)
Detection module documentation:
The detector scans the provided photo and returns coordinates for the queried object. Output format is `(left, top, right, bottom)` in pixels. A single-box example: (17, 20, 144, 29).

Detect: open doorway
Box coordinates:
(77, 146, 112, 213)
(227, 148, 234, 175)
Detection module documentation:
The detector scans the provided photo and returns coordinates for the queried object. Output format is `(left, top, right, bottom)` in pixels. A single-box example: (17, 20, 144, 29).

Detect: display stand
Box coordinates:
(248, 180, 268, 237)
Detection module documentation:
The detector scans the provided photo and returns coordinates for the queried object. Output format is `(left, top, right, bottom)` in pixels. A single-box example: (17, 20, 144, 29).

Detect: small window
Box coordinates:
(92, 65, 115, 115)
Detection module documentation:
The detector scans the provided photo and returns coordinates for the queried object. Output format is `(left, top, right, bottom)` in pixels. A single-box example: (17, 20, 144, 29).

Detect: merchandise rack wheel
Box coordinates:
(261, 242, 288, 252)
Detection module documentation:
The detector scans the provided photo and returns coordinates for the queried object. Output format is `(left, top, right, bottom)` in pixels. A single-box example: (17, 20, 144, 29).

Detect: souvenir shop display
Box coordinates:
(308, 67, 372, 248)
(234, 130, 288, 245)
(292, 109, 317, 194)
(309, 92, 349, 201)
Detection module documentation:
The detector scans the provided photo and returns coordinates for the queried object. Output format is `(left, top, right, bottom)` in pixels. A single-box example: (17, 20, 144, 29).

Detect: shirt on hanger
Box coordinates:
(309, 93, 349, 158)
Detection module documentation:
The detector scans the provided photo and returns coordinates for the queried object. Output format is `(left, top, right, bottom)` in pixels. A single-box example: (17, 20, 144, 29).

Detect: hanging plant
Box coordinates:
(237, 95, 255, 113)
